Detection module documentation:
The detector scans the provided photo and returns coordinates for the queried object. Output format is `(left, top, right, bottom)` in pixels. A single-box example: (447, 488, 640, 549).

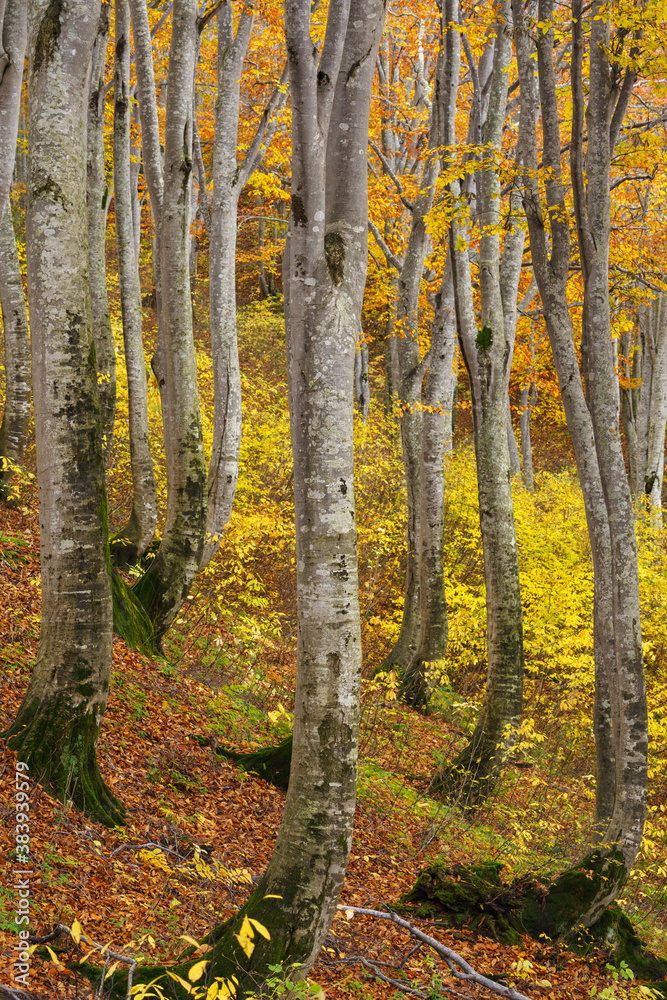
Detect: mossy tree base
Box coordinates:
(400, 859, 667, 984)
(199, 734, 293, 791)
(3, 694, 125, 827)
(399, 660, 430, 714)
(111, 566, 159, 657)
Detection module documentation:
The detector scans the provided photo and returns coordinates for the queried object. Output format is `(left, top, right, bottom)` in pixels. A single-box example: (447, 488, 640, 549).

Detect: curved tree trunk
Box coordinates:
(433, 0, 525, 807)
(86, 2, 116, 465)
(0, 202, 31, 491)
(110, 0, 157, 567)
(132, 0, 207, 641)
(4, 0, 123, 828)
(401, 259, 456, 710)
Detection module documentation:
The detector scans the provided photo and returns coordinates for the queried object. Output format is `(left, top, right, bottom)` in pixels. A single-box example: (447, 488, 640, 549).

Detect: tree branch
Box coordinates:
(370, 140, 415, 212)
(338, 906, 533, 1000)
(368, 218, 404, 272)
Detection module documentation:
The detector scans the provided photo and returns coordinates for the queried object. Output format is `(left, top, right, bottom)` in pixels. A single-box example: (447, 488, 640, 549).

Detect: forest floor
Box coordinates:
(1, 305, 666, 1000)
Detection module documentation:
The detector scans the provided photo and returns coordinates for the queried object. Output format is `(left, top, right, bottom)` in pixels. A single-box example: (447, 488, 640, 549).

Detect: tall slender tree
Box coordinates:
(86, 2, 116, 464)
(432, 0, 526, 806)
(110, 0, 158, 566)
(513, 0, 648, 919)
(4, 0, 124, 828)
(0, 0, 29, 493)
(107, 1, 386, 995)
(132, 0, 208, 641)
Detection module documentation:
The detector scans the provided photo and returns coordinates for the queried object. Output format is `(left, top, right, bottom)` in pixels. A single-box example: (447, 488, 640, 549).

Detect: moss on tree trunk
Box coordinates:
(3, 692, 125, 827)
(400, 859, 667, 985)
(199, 734, 293, 791)
(111, 565, 158, 657)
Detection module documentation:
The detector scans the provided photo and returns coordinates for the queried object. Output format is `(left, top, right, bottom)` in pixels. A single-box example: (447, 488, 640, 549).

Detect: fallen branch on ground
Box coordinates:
(338, 904, 533, 1000)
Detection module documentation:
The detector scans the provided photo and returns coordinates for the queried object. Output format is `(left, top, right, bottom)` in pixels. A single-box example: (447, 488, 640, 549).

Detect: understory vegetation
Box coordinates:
(1, 302, 666, 999)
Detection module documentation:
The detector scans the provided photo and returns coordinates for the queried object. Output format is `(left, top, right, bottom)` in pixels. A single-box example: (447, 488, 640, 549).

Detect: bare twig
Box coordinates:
(338, 905, 533, 1000)
(370, 141, 415, 213)
(368, 218, 404, 272)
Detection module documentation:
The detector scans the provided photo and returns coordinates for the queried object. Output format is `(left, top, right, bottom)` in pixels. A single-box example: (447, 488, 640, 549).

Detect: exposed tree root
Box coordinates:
(196, 734, 293, 791)
(400, 861, 667, 989)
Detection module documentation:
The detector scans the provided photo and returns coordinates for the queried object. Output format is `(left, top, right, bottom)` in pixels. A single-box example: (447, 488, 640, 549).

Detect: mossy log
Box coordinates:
(199, 734, 293, 791)
(401, 860, 667, 987)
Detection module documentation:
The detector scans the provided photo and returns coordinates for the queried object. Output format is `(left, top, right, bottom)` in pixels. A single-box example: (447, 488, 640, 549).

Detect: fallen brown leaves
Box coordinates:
(0, 486, 660, 1000)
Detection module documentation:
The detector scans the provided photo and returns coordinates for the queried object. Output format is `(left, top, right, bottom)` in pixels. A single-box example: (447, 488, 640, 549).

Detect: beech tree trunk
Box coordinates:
(110, 0, 157, 566)
(433, 0, 525, 806)
(373, 99, 441, 676)
(4, 0, 124, 828)
(198, 5, 252, 571)
(199, 10, 289, 571)
(113, 3, 385, 996)
(401, 258, 456, 709)
(0, 0, 26, 213)
(513, 0, 646, 923)
(621, 297, 667, 521)
(569, 0, 647, 907)
(0, 202, 31, 489)
(86, 2, 116, 464)
(132, 0, 207, 641)
(0, 0, 29, 491)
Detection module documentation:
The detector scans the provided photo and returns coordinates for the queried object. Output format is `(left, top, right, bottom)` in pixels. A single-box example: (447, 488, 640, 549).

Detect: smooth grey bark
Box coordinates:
(621, 297, 667, 521)
(433, 0, 525, 806)
(4, 0, 124, 828)
(110, 0, 157, 566)
(354, 333, 370, 421)
(199, 9, 289, 571)
(0, 0, 29, 490)
(0, 201, 31, 487)
(506, 402, 521, 477)
(0, 0, 26, 214)
(123, 3, 386, 995)
(133, 0, 207, 641)
(371, 78, 441, 676)
(569, 0, 647, 900)
(514, 0, 618, 832)
(402, 256, 456, 709)
(86, 2, 116, 464)
(519, 381, 537, 492)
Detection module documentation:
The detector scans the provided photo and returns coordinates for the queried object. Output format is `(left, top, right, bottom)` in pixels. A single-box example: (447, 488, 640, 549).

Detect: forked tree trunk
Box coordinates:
(110, 0, 157, 567)
(0, 202, 31, 490)
(132, 0, 207, 641)
(86, 2, 116, 464)
(433, 0, 525, 807)
(108, 3, 385, 997)
(4, 0, 124, 828)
